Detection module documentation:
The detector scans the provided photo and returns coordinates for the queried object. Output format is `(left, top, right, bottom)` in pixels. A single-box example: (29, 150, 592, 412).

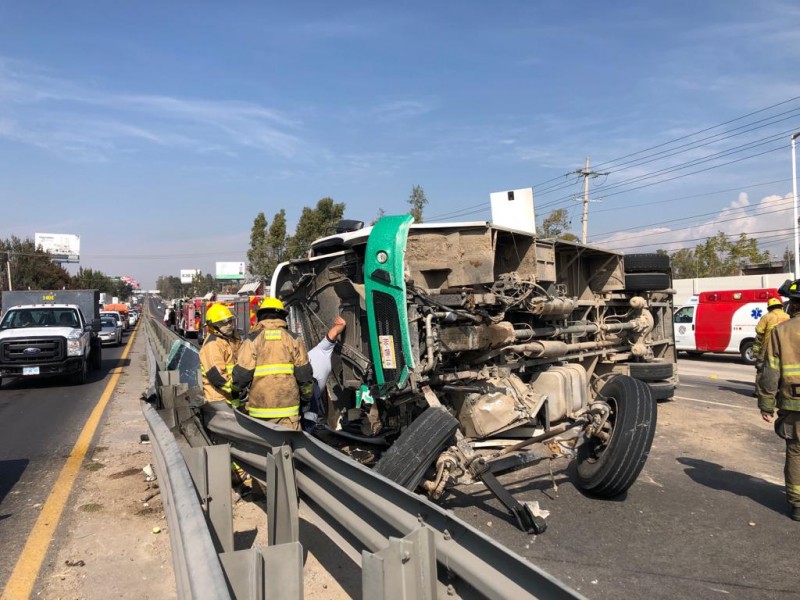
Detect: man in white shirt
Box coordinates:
(303, 316, 346, 432)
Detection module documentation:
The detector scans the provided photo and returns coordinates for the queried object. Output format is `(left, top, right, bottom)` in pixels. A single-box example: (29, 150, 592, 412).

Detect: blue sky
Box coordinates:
(2, 1, 800, 289)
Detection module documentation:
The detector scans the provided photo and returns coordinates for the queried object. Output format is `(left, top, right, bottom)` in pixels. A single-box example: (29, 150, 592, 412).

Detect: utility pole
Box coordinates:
(574, 157, 608, 243)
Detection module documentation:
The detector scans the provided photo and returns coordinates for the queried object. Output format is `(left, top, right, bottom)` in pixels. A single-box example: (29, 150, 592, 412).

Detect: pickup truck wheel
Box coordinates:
(374, 406, 460, 490)
(740, 340, 757, 365)
(71, 360, 88, 385)
(576, 375, 657, 498)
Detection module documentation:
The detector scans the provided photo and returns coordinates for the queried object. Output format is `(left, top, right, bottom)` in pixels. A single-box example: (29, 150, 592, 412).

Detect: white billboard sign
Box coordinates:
(216, 262, 246, 280)
(180, 269, 201, 284)
(34, 232, 81, 263)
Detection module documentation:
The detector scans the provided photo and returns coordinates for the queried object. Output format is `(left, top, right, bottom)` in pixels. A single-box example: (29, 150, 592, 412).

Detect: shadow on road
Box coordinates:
(0, 458, 29, 506)
(677, 457, 786, 515)
(678, 353, 747, 366)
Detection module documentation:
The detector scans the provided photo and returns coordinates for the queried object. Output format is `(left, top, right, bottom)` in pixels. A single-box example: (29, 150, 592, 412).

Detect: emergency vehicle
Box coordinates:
(176, 297, 204, 338)
(673, 288, 782, 364)
(197, 294, 263, 343)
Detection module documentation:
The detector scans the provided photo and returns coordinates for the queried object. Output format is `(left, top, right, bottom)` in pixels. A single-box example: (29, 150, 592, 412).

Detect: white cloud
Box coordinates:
(0, 58, 306, 161)
(595, 192, 795, 256)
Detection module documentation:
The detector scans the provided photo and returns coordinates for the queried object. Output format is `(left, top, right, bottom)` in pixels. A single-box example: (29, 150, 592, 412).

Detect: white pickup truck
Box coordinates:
(0, 290, 103, 386)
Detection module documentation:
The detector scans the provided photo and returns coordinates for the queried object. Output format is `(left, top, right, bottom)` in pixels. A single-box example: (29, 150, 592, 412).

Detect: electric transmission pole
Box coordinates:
(574, 157, 608, 243)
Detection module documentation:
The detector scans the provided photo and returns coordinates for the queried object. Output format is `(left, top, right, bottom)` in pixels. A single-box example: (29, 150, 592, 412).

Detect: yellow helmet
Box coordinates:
(767, 297, 782, 308)
(257, 296, 286, 319)
(205, 303, 234, 325)
(258, 297, 285, 312)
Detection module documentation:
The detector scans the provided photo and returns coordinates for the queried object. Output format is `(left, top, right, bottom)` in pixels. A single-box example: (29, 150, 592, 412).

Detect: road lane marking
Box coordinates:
(674, 395, 753, 410)
(1, 328, 138, 600)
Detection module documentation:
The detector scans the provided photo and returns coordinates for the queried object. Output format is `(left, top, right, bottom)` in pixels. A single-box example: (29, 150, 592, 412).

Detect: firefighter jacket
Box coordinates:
(753, 308, 789, 362)
(232, 317, 314, 419)
(199, 333, 242, 403)
(757, 312, 800, 414)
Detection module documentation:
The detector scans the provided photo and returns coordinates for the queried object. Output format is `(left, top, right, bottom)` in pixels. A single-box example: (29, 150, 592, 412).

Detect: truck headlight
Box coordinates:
(67, 332, 83, 356)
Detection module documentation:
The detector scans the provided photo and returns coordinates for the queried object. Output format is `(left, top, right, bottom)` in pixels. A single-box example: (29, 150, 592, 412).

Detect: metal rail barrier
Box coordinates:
(140, 303, 585, 600)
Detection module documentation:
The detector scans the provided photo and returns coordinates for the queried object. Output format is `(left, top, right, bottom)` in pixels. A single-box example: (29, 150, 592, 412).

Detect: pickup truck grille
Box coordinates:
(0, 337, 65, 364)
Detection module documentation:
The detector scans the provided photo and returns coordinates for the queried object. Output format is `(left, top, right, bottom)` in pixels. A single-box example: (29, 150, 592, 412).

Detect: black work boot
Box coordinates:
(791, 506, 800, 521)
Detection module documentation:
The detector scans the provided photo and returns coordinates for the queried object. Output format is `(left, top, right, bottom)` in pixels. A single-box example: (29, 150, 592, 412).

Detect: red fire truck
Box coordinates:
(197, 295, 263, 344)
(176, 297, 204, 338)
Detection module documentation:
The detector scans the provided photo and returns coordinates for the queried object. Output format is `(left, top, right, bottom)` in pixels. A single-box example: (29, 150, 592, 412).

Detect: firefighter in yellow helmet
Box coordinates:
(757, 280, 800, 521)
(232, 297, 313, 430)
(199, 303, 243, 405)
(754, 297, 789, 388)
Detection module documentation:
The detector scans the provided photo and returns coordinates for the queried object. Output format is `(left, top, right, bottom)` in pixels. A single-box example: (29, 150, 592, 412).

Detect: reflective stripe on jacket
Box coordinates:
(199, 333, 242, 403)
(754, 308, 789, 361)
(232, 318, 314, 417)
(757, 312, 800, 413)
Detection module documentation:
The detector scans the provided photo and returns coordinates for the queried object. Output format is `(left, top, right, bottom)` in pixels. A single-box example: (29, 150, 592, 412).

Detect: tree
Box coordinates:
(155, 275, 183, 299)
(265, 209, 287, 276)
(72, 267, 115, 293)
(408, 185, 428, 224)
(285, 197, 346, 259)
(537, 208, 578, 241)
(0, 236, 71, 291)
(370, 207, 385, 226)
(669, 231, 770, 279)
(247, 212, 270, 278)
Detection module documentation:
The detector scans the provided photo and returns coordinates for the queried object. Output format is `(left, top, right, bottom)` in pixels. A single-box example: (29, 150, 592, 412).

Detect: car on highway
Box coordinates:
(98, 316, 122, 346)
(100, 310, 126, 335)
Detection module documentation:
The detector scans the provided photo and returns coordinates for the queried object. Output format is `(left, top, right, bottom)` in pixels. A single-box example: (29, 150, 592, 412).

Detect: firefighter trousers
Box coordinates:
(775, 410, 800, 508)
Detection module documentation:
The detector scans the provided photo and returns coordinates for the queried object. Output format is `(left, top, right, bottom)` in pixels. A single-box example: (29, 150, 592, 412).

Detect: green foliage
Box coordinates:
(285, 197, 346, 259)
(247, 212, 270, 278)
(265, 209, 287, 276)
(370, 207, 386, 226)
(408, 185, 428, 224)
(668, 231, 770, 278)
(72, 268, 116, 293)
(0, 236, 72, 291)
(537, 208, 578, 240)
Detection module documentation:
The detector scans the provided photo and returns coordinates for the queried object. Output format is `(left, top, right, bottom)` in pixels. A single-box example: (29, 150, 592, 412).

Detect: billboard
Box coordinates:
(34, 233, 80, 263)
(216, 262, 246, 280)
(180, 269, 201, 284)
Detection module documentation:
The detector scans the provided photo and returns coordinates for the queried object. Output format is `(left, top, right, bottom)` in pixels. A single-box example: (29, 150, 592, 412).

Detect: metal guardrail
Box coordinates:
(140, 306, 586, 600)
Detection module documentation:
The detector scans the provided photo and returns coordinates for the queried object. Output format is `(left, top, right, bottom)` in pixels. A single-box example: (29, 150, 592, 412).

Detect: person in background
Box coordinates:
(199, 303, 242, 406)
(757, 279, 800, 521)
(754, 297, 789, 384)
(232, 297, 314, 431)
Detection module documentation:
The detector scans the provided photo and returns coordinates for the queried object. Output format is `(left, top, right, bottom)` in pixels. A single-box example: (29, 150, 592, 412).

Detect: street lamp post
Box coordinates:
(792, 132, 800, 278)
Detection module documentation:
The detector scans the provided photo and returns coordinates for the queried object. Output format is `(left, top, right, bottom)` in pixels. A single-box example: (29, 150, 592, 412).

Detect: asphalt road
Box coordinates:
(0, 331, 132, 590)
(446, 354, 795, 599)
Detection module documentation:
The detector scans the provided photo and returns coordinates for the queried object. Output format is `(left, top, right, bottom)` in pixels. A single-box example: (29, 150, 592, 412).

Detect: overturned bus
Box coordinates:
(270, 214, 676, 532)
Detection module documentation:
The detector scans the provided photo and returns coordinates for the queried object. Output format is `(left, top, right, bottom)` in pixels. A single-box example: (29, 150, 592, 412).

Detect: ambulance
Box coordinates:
(673, 288, 782, 364)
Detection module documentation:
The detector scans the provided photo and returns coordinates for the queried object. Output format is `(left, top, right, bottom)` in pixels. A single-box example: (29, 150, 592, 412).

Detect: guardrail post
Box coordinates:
(362, 526, 437, 600)
(266, 445, 299, 546)
(219, 542, 303, 600)
(183, 444, 235, 554)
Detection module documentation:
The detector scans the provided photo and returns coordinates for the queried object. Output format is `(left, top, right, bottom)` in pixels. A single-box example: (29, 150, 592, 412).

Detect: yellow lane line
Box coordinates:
(1, 327, 138, 600)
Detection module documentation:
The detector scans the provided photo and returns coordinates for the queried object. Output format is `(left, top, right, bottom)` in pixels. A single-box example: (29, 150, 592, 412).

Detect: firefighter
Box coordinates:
(199, 303, 243, 405)
(232, 297, 313, 430)
(754, 297, 789, 389)
(756, 279, 800, 521)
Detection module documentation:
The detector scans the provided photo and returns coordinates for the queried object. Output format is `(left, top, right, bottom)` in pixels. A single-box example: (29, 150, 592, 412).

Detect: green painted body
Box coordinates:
(364, 215, 415, 392)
